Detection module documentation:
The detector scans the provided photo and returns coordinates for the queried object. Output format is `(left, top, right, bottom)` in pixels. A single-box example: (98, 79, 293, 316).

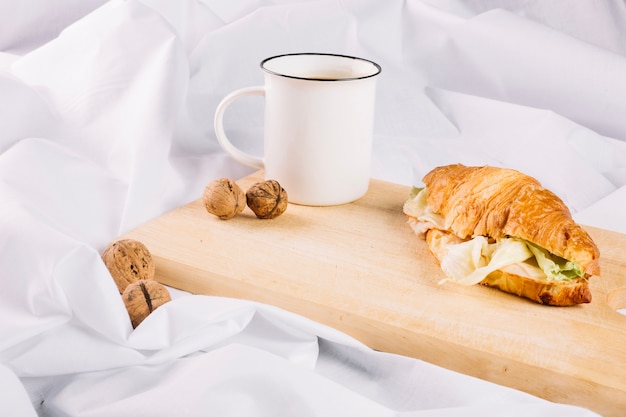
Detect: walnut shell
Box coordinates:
(202, 178, 246, 220)
(102, 239, 155, 293)
(122, 279, 171, 328)
(246, 180, 288, 219)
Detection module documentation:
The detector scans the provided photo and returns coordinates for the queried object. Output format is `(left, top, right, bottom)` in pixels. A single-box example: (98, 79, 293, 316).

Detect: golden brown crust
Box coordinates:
(422, 164, 600, 276)
(425, 229, 591, 306)
(480, 269, 591, 306)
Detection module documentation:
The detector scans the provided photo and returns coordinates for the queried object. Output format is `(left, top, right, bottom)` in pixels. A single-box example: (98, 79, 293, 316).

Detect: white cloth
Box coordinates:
(2, 0, 623, 415)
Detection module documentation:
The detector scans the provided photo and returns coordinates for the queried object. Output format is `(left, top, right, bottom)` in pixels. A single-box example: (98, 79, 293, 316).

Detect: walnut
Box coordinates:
(202, 178, 246, 220)
(122, 279, 171, 328)
(102, 239, 155, 293)
(246, 180, 288, 219)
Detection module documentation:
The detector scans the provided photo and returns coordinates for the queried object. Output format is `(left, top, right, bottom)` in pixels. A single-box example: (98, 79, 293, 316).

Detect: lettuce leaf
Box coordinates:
(403, 187, 446, 230)
(408, 186, 423, 200)
(525, 242, 583, 281)
(437, 236, 582, 285)
(439, 237, 533, 285)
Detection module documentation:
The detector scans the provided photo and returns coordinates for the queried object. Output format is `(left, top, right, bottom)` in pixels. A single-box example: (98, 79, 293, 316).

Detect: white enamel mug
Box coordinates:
(214, 53, 381, 206)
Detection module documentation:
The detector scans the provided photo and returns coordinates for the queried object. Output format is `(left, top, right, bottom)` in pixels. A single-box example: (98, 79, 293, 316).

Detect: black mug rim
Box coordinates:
(260, 53, 382, 82)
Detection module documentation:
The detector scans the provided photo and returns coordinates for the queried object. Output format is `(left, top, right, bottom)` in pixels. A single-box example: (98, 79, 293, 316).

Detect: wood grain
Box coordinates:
(123, 171, 626, 416)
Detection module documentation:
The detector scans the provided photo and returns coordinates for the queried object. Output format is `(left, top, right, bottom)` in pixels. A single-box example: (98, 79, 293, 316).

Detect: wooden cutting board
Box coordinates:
(122, 170, 626, 416)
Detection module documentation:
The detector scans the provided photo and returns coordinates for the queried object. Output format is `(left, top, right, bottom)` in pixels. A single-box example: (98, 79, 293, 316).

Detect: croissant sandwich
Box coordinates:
(403, 164, 600, 306)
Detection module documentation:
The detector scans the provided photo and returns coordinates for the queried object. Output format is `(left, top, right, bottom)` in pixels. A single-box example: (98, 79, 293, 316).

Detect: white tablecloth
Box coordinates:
(2, 1, 624, 416)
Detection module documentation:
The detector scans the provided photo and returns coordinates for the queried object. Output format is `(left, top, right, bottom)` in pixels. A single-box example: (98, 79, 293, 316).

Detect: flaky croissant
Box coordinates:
(404, 164, 600, 306)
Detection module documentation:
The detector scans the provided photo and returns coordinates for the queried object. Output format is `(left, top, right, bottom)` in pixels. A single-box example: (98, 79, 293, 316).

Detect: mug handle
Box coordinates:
(213, 86, 265, 169)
